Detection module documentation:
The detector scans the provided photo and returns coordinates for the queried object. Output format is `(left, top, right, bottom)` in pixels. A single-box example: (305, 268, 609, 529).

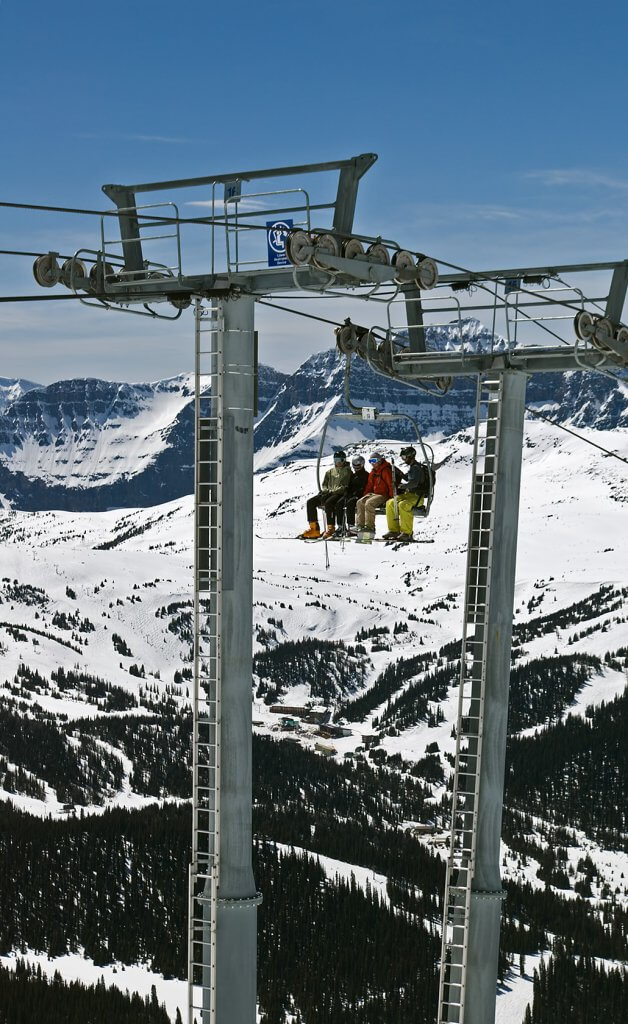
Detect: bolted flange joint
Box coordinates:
(471, 888, 506, 901)
(216, 892, 263, 911)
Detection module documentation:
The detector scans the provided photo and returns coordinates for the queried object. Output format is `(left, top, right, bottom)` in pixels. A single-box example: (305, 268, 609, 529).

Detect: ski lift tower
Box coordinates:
(30, 152, 447, 1024)
(31, 156, 628, 1024)
(328, 263, 628, 1024)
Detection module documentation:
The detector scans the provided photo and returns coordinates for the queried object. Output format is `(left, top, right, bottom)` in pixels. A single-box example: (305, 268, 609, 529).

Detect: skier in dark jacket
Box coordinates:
(300, 451, 352, 539)
(331, 455, 369, 536)
(383, 445, 431, 542)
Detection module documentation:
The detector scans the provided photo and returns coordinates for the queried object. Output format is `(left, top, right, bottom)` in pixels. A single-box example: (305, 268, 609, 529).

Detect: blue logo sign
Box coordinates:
(266, 219, 293, 267)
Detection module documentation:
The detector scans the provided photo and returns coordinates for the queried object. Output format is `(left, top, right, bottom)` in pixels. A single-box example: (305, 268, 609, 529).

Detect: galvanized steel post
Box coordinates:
(464, 370, 526, 1024)
(214, 295, 259, 1024)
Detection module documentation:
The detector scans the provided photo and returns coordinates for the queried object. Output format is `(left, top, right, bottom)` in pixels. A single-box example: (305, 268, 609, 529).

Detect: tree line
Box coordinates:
(0, 960, 175, 1024)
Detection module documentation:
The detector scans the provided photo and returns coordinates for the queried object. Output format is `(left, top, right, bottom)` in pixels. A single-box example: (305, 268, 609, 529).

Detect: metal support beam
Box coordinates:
(103, 153, 377, 197)
(604, 261, 628, 323)
(357, 340, 614, 380)
(214, 295, 259, 1024)
(403, 287, 426, 352)
(332, 153, 378, 235)
(101, 185, 144, 275)
(190, 296, 259, 1024)
(465, 371, 526, 1024)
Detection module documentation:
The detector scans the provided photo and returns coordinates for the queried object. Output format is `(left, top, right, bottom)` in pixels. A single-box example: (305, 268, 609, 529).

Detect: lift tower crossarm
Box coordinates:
(435, 259, 625, 285)
(101, 154, 377, 289)
(349, 332, 623, 381)
(102, 154, 377, 196)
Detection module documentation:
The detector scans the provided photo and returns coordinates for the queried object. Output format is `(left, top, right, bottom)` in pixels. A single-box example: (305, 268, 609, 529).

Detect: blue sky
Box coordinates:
(1, 0, 628, 382)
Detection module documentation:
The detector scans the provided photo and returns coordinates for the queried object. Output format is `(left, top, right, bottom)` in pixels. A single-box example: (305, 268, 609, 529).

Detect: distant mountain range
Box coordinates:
(0, 376, 40, 415)
(0, 319, 626, 511)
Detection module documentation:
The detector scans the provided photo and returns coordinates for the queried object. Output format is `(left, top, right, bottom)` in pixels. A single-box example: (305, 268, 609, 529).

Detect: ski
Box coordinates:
(374, 537, 435, 544)
(255, 534, 328, 542)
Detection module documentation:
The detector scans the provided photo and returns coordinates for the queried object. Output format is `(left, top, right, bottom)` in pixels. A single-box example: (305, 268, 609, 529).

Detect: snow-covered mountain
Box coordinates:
(0, 417, 625, 1022)
(0, 376, 40, 415)
(0, 319, 626, 510)
(0, 418, 625, 798)
(254, 319, 628, 469)
(0, 366, 287, 511)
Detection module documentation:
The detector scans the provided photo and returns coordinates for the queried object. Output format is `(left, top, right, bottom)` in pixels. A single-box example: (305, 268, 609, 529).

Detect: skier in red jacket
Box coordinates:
(355, 452, 394, 540)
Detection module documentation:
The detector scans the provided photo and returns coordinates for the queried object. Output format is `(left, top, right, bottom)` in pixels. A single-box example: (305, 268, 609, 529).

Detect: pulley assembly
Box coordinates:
(33, 251, 116, 293)
(284, 229, 439, 290)
(335, 319, 369, 355)
(574, 309, 628, 355)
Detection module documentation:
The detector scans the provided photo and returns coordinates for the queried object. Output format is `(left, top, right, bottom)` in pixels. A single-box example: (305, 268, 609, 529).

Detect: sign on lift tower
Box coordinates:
(31, 154, 628, 1024)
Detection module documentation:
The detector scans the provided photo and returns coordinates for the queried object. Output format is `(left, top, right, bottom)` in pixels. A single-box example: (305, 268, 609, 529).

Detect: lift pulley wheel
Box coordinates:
(392, 249, 415, 269)
(335, 322, 360, 354)
(342, 237, 365, 260)
(312, 232, 340, 269)
(392, 249, 415, 283)
(593, 316, 614, 352)
(285, 230, 312, 266)
(169, 296, 192, 310)
(573, 310, 595, 341)
(616, 326, 628, 346)
(33, 253, 61, 288)
(416, 257, 439, 290)
(89, 262, 115, 290)
(61, 258, 87, 289)
(366, 242, 390, 265)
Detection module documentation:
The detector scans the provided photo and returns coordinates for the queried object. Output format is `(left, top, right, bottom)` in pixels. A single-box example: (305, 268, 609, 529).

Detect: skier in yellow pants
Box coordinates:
(385, 492, 421, 538)
(383, 446, 428, 544)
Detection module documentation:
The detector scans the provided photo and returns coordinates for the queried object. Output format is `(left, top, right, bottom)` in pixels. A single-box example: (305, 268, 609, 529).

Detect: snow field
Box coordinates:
(0, 418, 626, 1020)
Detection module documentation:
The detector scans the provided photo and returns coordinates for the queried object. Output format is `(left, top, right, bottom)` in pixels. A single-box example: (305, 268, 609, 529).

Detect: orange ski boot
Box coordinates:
(300, 522, 321, 539)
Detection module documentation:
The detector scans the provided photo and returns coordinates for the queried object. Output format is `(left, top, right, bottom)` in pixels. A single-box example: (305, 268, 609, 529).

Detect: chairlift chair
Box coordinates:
(316, 407, 436, 519)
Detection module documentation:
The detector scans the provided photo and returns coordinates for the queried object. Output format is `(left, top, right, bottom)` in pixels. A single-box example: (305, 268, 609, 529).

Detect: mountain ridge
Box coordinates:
(0, 319, 626, 510)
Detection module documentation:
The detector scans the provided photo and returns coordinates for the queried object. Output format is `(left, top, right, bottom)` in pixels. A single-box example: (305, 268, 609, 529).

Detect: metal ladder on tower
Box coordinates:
(437, 375, 503, 1024)
(188, 298, 225, 1024)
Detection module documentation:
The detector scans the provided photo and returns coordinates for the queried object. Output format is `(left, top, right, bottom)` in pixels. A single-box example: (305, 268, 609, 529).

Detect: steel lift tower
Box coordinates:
(31, 155, 628, 1024)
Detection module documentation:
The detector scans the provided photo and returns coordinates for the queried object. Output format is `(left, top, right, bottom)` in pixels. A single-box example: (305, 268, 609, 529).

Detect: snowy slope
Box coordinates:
(0, 416, 626, 1023)
(0, 417, 625, 792)
(0, 374, 195, 488)
(0, 365, 288, 510)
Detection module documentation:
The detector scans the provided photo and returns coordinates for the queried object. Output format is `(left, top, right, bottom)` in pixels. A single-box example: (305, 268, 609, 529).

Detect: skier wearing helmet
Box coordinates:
(299, 450, 352, 539)
(355, 451, 394, 541)
(383, 445, 430, 543)
(331, 454, 369, 538)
